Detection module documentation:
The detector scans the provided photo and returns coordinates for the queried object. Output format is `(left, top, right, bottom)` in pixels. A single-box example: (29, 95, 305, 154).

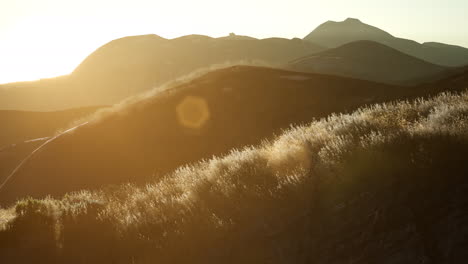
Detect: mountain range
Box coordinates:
(304, 18, 468, 67)
(1, 18, 467, 112)
(0, 36, 323, 111)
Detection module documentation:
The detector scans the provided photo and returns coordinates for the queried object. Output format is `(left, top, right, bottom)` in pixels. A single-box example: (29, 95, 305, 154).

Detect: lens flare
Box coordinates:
(176, 95, 210, 129)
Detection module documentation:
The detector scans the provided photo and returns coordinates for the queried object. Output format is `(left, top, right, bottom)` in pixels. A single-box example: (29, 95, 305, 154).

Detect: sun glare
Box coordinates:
(0, 16, 108, 84)
(1, 0, 467, 85)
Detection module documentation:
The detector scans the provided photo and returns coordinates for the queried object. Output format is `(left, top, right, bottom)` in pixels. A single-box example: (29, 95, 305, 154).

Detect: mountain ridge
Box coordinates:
(289, 40, 450, 85)
(0, 36, 323, 111)
(304, 18, 468, 67)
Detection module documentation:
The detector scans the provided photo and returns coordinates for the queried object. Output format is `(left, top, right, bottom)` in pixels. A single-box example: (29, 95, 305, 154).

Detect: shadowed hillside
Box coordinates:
(0, 106, 102, 148)
(0, 66, 411, 205)
(0, 106, 103, 191)
(415, 65, 468, 95)
(0, 140, 46, 188)
(1, 91, 467, 263)
(0, 35, 323, 111)
(304, 18, 468, 67)
(289, 40, 449, 85)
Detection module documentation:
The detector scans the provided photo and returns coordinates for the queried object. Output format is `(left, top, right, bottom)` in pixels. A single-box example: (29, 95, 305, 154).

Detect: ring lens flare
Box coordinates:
(176, 96, 210, 129)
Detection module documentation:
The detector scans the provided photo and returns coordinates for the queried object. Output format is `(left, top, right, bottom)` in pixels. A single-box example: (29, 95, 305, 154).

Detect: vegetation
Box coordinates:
(2, 66, 410, 205)
(1, 91, 468, 263)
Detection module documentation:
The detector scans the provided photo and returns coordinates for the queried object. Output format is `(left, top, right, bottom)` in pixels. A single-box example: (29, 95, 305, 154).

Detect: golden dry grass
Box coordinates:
(1, 91, 468, 263)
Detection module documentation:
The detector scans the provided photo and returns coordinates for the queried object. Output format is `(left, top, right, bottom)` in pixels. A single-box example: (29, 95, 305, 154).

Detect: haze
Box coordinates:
(0, 0, 467, 84)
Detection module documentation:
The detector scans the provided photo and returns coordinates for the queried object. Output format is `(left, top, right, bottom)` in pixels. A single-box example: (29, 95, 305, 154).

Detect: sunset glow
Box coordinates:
(1, 0, 467, 84)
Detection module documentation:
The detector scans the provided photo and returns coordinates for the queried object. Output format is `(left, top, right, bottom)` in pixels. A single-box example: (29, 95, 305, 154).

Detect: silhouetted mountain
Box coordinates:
(304, 18, 468, 67)
(288, 40, 449, 85)
(305, 18, 392, 47)
(0, 35, 323, 111)
(0, 66, 412, 205)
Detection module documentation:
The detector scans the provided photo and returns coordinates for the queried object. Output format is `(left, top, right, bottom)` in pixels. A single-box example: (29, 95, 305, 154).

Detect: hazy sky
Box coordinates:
(0, 0, 467, 84)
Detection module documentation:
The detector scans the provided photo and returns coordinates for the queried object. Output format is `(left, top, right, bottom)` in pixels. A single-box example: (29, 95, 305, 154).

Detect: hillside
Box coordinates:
(0, 35, 323, 111)
(0, 140, 46, 188)
(1, 91, 468, 263)
(289, 40, 449, 85)
(304, 18, 468, 67)
(0, 106, 103, 191)
(0, 66, 411, 205)
(416, 65, 468, 95)
(0, 106, 102, 148)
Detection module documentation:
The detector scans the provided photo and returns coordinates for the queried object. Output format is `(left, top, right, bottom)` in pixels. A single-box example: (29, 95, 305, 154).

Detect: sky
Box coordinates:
(0, 0, 467, 84)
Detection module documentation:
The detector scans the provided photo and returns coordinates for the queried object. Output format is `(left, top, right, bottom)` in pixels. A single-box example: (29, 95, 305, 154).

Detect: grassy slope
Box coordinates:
(0, 66, 410, 205)
(2, 65, 467, 206)
(1, 91, 468, 263)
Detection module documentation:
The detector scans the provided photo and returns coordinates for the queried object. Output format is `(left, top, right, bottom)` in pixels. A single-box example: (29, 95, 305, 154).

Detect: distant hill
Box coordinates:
(305, 18, 392, 47)
(304, 18, 468, 67)
(0, 66, 410, 205)
(288, 40, 450, 85)
(0, 35, 323, 111)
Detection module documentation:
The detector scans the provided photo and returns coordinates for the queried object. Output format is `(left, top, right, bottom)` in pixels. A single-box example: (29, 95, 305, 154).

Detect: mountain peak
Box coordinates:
(304, 18, 468, 66)
(304, 18, 394, 48)
(344, 18, 362, 23)
(324, 18, 363, 24)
